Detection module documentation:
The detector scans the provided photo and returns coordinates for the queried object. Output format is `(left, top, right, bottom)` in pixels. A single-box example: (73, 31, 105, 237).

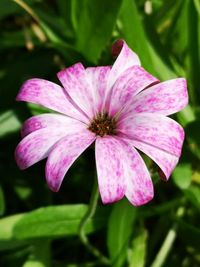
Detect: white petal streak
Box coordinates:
(86, 66, 111, 113)
(57, 63, 95, 119)
(127, 139, 179, 180)
(21, 113, 86, 138)
(15, 127, 69, 170)
(95, 136, 126, 204)
(46, 130, 95, 192)
(16, 78, 88, 123)
(108, 39, 141, 89)
(117, 138, 154, 206)
(118, 113, 184, 157)
(126, 78, 188, 116)
(108, 66, 159, 117)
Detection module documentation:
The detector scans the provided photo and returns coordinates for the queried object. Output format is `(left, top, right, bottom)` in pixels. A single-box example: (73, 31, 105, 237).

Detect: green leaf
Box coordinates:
(119, 0, 176, 80)
(185, 120, 200, 159)
(178, 219, 200, 248)
(75, 0, 123, 63)
(22, 241, 50, 267)
(187, 0, 200, 105)
(0, 185, 5, 216)
(13, 204, 107, 240)
(0, 214, 26, 250)
(128, 228, 148, 267)
(172, 163, 192, 189)
(183, 185, 200, 210)
(176, 105, 196, 127)
(107, 199, 137, 267)
(0, 110, 21, 137)
(0, 204, 108, 250)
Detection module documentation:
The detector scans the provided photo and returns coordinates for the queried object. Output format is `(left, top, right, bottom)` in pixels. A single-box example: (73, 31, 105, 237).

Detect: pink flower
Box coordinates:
(15, 40, 188, 206)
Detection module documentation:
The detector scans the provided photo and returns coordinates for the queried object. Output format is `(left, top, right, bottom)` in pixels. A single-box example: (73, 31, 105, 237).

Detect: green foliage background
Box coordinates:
(0, 0, 200, 266)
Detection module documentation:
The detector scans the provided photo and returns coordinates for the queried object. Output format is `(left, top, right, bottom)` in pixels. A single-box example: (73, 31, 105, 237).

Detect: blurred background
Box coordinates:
(0, 0, 200, 266)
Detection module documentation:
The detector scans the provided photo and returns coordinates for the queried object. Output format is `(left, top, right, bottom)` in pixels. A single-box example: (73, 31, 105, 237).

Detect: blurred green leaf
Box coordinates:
(178, 219, 200, 248)
(172, 163, 192, 189)
(187, 0, 200, 104)
(22, 241, 50, 267)
(0, 214, 26, 250)
(0, 0, 21, 18)
(13, 204, 107, 240)
(128, 228, 148, 267)
(176, 105, 196, 127)
(0, 204, 108, 250)
(183, 185, 200, 210)
(185, 120, 200, 159)
(107, 199, 137, 267)
(119, 0, 176, 79)
(0, 110, 21, 137)
(27, 103, 53, 116)
(75, 0, 123, 63)
(0, 185, 5, 216)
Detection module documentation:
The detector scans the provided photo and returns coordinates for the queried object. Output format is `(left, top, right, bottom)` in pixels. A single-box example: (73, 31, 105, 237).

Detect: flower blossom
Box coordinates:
(15, 40, 188, 206)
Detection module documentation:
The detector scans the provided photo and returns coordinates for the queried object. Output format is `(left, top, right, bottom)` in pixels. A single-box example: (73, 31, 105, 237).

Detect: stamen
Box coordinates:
(88, 112, 116, 137)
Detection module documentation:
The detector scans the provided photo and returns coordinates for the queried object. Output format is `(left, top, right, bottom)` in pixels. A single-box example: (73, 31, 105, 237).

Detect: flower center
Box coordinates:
(88, 112, 117, 137)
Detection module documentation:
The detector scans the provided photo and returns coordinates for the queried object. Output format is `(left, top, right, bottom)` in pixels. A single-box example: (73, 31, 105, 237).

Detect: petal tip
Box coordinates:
(14, 146, 27, 170)
(45, 172, 61, 193)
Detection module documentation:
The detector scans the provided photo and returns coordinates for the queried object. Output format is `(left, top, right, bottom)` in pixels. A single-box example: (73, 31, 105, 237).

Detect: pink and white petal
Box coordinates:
(125, 139, 179, 180)
(86, 66, 111, 113)
(125, 78, 188, 116)
(95, 136, 126, 204)
(17, 78, 89, 123)
(15, 128, 69, 170)
(117, 139, 154, 206)
(21, 113, 86, 138)
(45, 130, 95, 192)
(57, 63, 95, 118)
(118, 113, 185, 157)
(108, 39, 141, 89)
(108, 66, 159, 117)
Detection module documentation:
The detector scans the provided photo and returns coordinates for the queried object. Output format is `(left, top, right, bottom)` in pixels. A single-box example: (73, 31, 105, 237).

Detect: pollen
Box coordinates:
(88, 112, 117, 137)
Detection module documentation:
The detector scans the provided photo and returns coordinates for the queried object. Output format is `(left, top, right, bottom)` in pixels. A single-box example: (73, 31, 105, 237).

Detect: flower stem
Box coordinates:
(150, 206, 185, 267)
(79, 178, 110, 265)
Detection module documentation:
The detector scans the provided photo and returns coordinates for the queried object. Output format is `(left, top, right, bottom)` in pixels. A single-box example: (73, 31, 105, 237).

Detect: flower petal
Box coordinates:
(125, 139, 179, 180)
(57, 63, 95, 119)
(108, 39, 141, 89)
(86, 66, 111, 113)
(118, 113, 184, 157)
(95, 136, 126, 204)
(17, 78, 88, 123)
(108, 66, 159, 117)
(118, 139, 154, 206)
(45, 130, 95, 192)
(15, 128, 68, 169)
(21, 113, 86, 138)
(124, 78, 188, 116)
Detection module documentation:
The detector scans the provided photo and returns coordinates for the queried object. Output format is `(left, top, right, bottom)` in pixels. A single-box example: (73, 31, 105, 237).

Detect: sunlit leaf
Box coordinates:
(13, 204, 108, 240)
(128, 228, 148, 267)
(172, 163, 192, 189)
(0, 110, 21, 137)
(75, 0, 123, 63)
